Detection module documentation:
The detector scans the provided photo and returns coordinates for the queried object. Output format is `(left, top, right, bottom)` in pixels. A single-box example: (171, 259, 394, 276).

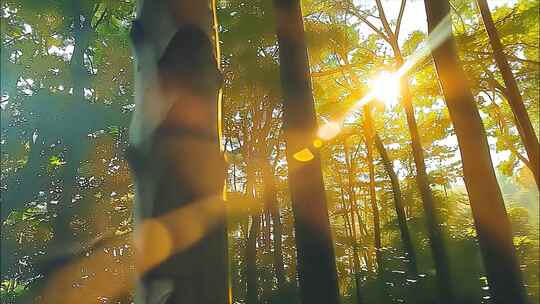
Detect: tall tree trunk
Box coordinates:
(362, 105, 383, 273)
(424, 1, 526, 303)
(127, 1, 228, 303)
(246, 162, 260, 304)
(400, 73, 455, 303)
(32, 1, 96, 281)
(272, 1, 341, 303)
(338, 167, 371, 272)
(262, 159, 287, 293)
(342, 142, 364, 304)
(367, 122, 417, 275)
(246, 214, 260, 304)
(476, 0, 540, 187)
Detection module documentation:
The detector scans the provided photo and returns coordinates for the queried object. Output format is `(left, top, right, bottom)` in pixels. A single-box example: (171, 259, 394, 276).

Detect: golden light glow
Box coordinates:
(370, 71, 401, 107)
(135, 219, 173, 271)
(293, 148, 315, 162)
(310, 15, 453, 144)
(313, 139, 323, 148)
(317, 121, 341, 140)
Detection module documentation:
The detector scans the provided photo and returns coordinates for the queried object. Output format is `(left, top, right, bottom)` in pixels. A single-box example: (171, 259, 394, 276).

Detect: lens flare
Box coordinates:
(370, 71, 401, 107)
(293, 148, 315, 162)
(317, 121, 341, 140)
(313, 14, 452, 144)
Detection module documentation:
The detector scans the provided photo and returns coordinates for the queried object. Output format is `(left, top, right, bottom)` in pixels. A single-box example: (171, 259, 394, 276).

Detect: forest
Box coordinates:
(0, 0, 538, 303)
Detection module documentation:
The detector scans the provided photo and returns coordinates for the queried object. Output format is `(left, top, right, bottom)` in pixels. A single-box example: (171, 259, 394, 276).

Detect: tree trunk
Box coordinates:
(342, 142, 364, 304)
(246, 161, 260, 304)
(247, 213, 260, 304)
(476, 0, 539, 187)
(362, 105, 383, 273)
(424, 1, 526, 303)
(399, 72, 455, 303)
(262, 159, 287, 293)
(127, 1, 228, 303)
(368, 121, 417, 275)
(272, 1, 341, 303)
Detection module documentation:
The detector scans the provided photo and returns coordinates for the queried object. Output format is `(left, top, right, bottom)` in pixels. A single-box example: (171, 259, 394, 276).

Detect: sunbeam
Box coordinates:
(313, 14, 452, 144)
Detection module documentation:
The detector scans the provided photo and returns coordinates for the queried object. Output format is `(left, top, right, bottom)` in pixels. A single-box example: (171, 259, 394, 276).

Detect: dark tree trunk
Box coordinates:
(367, 119, 417, 275)
(262, 159, 287, 293)
(246, 163, 260, 304)
(476, 0, 539, 187)
(127, 1, 228, 303)
(424, 1, 526, 303)
(247, 213, 261, 304)
(53, 0, 94, 247)
(272, 1, 341, 303)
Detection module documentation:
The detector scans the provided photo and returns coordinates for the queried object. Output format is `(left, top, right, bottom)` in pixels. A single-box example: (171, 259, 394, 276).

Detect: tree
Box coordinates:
(341, 138, 365, 304)
(475, 0, 539, 188)
(424, 1, 526, 303)
(366, 106, 417, 276)
(344, 1, 457, 300)
(272, 0, 341, 303)
(127, 0, 228, 303)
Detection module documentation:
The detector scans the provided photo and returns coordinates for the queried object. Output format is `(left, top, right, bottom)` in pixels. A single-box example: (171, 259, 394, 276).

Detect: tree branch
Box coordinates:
(395, 0, 407, 40)
(374, 0, 394, 38)
(346, 6, 391, 44)
(311, 63, 363, 78)
(92, 8, 109, 29)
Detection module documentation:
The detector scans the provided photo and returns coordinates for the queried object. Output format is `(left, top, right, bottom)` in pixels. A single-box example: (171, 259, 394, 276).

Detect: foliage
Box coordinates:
(0, 0, 538, 303)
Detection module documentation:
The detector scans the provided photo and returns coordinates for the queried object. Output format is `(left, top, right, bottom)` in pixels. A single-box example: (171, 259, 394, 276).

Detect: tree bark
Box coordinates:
(424, 1, 526, 303)
(127, 1, 228, 303)
(476, 0, 539, 187)
(272, 1, 341, 303)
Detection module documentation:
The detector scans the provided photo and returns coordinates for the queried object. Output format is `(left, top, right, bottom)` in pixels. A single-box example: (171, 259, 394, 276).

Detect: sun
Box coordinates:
(370, 71, 401, 107)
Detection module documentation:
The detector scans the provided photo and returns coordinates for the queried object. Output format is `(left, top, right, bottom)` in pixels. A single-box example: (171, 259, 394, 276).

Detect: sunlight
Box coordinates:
(317, 121, 341, 140)
(370, 71, 401, 107)
(313, 14, 452, 144)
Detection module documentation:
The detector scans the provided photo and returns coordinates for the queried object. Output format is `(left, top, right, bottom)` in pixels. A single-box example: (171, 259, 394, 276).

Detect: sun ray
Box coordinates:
(312, 14, 452, 144)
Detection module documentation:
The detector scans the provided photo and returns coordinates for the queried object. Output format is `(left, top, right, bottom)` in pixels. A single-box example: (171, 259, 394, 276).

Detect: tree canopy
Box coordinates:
(1, 0, 538, 303)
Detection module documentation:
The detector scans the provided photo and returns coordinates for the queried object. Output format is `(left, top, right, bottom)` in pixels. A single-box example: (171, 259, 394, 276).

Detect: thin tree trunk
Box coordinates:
(476, 0, 540, 187)
(362, 105, 383, 273)
(247, 213, 260, 304)
(353, 0, 457, 295)
(399, 73, 455, 303)
(272, 1, 341, 303)
(262, 160, 287, 293)
(246, 161, 260, 304)
(369, 126, 418, 275)
(127, 1, 228, 303)
(424, 1, 526, 303)
(342, 142, 364, 304)
(338, 168, 371, 272)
